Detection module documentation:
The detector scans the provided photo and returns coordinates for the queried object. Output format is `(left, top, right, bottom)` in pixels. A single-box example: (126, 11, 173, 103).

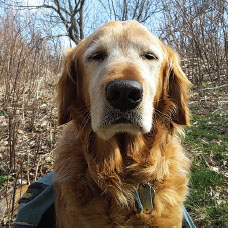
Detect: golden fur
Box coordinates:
(54, 20, 191, 228)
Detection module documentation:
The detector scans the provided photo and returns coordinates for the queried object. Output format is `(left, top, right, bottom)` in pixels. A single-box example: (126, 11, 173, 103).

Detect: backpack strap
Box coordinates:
(182, 206, 196, 228)
(13, 172, 55, 228)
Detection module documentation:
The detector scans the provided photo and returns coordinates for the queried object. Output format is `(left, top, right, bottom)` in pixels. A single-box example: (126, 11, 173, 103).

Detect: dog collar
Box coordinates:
(134, 183, 156, 214)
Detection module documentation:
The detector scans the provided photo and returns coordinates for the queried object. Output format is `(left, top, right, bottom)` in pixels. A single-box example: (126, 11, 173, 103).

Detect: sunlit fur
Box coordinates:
(54, 20, 191, 228)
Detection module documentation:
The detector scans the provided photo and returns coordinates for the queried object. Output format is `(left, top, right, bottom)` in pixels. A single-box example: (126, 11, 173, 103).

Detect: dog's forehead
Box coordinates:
(100, 20, 153, 39)
(84, 21, 163, 53)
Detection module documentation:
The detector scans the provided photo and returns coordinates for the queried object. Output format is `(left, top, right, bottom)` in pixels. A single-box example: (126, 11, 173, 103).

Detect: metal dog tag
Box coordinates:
(138, 183, 156, 214)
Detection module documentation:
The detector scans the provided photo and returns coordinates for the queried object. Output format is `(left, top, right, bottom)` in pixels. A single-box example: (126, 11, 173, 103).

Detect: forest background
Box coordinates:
(0, 0, 227, 226)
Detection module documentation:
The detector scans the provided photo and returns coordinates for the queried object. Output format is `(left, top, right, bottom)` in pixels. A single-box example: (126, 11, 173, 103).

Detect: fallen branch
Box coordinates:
(200, 84, 228, 91)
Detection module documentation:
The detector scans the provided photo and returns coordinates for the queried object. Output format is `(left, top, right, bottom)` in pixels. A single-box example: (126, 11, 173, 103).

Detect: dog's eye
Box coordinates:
(89, 52, 107, 61)
(143, 53, 157, 60)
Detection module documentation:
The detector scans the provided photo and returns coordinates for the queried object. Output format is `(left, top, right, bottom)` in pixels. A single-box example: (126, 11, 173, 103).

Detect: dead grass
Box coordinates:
(0, 11, 62, 225)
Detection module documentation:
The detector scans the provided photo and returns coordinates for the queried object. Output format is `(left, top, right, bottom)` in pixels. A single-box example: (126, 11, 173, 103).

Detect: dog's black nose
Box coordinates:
(105, 80, 143, 112)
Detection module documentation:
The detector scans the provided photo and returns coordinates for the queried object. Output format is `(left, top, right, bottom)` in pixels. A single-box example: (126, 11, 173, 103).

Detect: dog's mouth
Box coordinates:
(101, 109, 143, 129)
(111, 117, 137, 125)
(95, 108, 144, 140)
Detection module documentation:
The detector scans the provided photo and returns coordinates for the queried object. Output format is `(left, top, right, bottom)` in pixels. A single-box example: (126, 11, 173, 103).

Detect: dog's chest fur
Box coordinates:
(54, 125, 189, 227)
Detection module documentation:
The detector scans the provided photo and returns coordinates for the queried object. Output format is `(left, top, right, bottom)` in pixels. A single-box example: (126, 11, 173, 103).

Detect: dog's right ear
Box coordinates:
(57, 48, 77, 125)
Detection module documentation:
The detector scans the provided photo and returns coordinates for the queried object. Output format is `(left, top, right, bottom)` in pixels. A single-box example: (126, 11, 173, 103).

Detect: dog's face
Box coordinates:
(83, 21, 164, 139)
(58, 21, 190, 140)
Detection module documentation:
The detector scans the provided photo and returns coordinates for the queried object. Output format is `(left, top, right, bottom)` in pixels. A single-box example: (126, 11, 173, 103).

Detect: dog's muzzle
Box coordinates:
(105, 80, 143, 112)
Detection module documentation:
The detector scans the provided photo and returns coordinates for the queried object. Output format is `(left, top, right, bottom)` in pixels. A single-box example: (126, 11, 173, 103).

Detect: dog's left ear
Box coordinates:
(165, 46, 191, 126)
(57, 48, 77, 125)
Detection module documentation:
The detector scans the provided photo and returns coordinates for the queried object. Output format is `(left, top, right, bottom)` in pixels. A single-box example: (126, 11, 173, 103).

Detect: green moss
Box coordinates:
(0, 175, 8, 187)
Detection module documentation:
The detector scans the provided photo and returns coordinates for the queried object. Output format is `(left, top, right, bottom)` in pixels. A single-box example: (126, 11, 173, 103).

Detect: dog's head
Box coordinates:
(58, 20, 190, 140)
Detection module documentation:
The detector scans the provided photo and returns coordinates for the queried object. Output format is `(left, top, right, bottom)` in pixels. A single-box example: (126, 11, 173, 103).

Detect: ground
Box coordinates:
(185, 85, 228, 226)
(0, 77, 227, 226)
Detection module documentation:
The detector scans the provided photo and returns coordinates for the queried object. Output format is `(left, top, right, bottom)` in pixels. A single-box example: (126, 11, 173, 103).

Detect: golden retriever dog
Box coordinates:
(54, 20, 191, 228)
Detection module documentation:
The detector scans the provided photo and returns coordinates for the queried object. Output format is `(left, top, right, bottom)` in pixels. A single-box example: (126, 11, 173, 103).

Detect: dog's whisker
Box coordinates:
(154, 108, 172, 123)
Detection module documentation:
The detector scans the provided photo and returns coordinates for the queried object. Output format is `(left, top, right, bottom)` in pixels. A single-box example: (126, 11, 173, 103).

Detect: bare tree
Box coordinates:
(0, 10, 63, 224)
(97, 0, 162, 23)
(159, 0, 228, 85)
(1, 0, 163, 45)
(1, 0, 86, 44)
(2, 0, 226, 85)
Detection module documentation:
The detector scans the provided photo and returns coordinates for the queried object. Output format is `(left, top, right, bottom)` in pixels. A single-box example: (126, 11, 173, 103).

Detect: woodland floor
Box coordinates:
(0, 78, 227, 227)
